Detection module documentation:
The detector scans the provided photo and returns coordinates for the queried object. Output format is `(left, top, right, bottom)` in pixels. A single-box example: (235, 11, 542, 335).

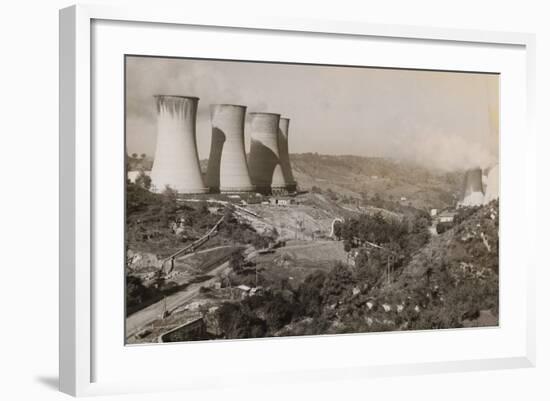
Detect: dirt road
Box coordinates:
(126, 260, 230, 338)
(126, 246, 256, 339)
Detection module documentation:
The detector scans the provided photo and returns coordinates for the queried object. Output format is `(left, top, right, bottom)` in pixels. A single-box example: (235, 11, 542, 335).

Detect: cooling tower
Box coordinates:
(278, 118, 297, 192)
(205, 104, 254, 193)
(458, 167, 485, 207)
(150, 95, 208, 194)
(484, 164, 499, 204)
(248, 112, 286, 194)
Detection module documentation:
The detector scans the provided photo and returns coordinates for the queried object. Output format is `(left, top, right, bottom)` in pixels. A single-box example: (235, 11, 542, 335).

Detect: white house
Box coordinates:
(438, 211, 457, 223)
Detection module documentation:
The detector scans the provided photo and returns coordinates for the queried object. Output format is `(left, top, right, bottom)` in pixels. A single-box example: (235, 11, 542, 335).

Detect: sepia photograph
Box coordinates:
(124, 55, 499, 345)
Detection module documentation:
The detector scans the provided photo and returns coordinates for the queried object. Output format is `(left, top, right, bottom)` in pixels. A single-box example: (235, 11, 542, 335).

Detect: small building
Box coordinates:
(438, 211, 457, 223)
(269, 197, 295, 206)
(249, 286, 264, 296)
(236, 284, 252, 300)
(127, 170, 150, 183)
(236, 284, 251, 293)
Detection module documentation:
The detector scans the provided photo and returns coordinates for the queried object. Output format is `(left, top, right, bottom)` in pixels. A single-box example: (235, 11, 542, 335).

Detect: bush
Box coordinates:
(216, 303, 266, 339)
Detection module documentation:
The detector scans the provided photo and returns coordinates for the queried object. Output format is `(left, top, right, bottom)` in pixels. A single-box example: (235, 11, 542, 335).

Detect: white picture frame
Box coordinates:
(59, 4, 536, 397)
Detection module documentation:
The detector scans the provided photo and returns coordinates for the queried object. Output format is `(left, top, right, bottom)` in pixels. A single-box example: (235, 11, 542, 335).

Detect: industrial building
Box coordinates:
(278, 117, 297, 192)
(149, 95, 208, 194)
(205, 104, 254, 193)
(248, 112, 287, 195)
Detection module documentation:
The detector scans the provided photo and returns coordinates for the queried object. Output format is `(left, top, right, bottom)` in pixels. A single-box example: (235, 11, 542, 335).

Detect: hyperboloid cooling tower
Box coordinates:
(458, 167, 485, 207)
(150, 95, 208, 194)
(248, 112, 286, 194)
(205, 104, 254, 193)
(278, 118, 297, 192)
(484, 164, 499, 204)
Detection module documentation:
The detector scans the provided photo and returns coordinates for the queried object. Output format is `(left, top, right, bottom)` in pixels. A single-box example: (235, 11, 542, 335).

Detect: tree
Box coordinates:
(321, 262, 355, 306)
(230, 249, 245, 274)
(131, 153, 138, 158)
(326, 188, 338, 201)
(223, 205, 236, 224)
(436, 221, 453, 234)
(135, 170, 151, 190)
(332, 220, 342, 240)
(264, 293, 296, 331)
(344, 240, 352, 253)
(162, 185, 178, 202)
(216, 303, 266, 339)
(297, 270, 327, 317)
(140, 153, 146, 159)
(311, 186, 322, 194)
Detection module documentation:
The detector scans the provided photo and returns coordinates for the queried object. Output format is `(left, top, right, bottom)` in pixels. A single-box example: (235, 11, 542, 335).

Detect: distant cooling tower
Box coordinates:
(150, 95, 208, 194)
(484, 164, 499, 204)
(278, 118, 297, 192)
(205, 104, 254, 193)
(458, 167, 485, 207)
(248, 112, 286, 194)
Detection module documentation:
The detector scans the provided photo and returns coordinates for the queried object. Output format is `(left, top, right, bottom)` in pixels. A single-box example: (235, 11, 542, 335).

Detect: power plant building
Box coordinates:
(248, 112, 286, 194)
(206, 104, 254, 193)
(278, 117, 297, 192)
(150, 95, 208, 194)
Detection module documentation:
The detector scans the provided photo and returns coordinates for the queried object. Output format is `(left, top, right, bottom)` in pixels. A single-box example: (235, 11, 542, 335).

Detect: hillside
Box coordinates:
(289, 153, 462, 210)
(231, 201, 500, 337)
(125, 183, 274, 260)
(394, 200, 499, 327)
(400, 201, 499, 282)
(322, 200, 499, 332)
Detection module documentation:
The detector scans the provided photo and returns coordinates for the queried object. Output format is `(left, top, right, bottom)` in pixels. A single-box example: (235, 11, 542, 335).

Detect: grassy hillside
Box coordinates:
(125, 182, 274, 259)
(210, 201, 499, 339)
(290, 153, 462, 210)
(395, 200, 499, 327)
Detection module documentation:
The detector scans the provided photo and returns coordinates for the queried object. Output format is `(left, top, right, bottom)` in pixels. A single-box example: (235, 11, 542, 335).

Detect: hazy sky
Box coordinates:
(126, 56, 499, 171)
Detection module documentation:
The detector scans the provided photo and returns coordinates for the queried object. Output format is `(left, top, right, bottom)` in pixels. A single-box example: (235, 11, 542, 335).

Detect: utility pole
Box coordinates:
(386, 254, 394, 287)
(386, 256, 390, 287)
(161, 296, 168, 319)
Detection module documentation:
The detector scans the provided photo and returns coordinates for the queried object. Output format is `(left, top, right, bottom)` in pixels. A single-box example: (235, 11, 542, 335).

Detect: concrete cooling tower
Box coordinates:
(484, 164, 499, 203)
(150, 95, 208, 194)
(458, 167, 485, 207)
(278, 118, 297, 192)
(205, 104, 254, 193)
(248, 112, 286, 194)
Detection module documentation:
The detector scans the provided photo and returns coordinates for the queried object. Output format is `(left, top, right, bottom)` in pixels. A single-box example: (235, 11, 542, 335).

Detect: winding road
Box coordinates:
(126, 259, 231, 338)
(126, 246, 257, 339)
